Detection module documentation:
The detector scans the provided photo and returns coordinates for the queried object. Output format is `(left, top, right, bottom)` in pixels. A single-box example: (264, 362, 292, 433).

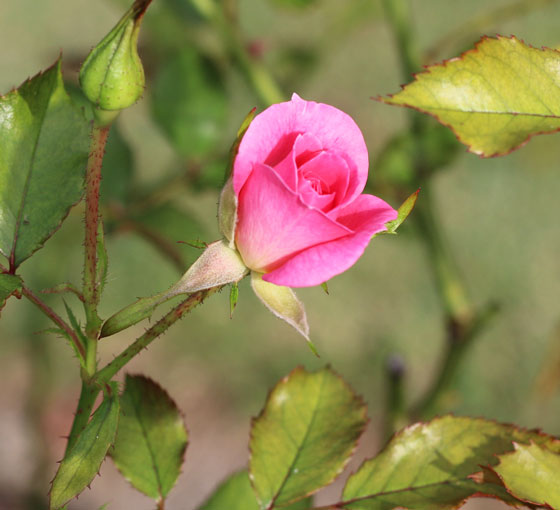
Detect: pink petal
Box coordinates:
(233, 94, 368, 201)
(235, 162, 351, 272)
(298, 178, 336, 210)
(263, 194, 397, 287)
(298, 150, 350, 208)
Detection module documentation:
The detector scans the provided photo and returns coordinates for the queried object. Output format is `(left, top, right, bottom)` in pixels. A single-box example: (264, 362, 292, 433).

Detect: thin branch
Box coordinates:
(21, 286, 86, 360)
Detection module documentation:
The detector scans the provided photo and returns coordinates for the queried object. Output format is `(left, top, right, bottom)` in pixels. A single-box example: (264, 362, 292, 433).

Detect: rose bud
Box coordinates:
(79, 0, 152, 124)
(218, 94, 401, 347)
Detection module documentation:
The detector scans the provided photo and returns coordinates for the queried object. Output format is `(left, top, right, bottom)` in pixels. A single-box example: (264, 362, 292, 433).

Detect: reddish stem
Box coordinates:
(83, 125, 109, 336)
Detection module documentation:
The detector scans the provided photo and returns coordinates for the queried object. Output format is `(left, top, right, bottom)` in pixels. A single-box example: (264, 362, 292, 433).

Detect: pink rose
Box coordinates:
(232, 94, 398, 288)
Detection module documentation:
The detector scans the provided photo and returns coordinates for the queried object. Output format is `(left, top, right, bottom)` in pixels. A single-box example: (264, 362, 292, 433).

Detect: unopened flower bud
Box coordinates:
(79, 0, 152, 119)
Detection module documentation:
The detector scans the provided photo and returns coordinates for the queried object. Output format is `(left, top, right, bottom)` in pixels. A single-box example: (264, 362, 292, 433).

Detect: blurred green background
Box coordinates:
(1, 0, 560, 508)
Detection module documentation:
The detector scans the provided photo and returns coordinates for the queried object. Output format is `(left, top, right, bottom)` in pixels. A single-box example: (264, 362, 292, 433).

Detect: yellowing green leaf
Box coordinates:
(341, 415, 560, 509)
(382, 36, 560, 157)
(0, 60, 90, 269)
(50, 386, 119, 509)
(494, 442, 560, 508)
(250, 367, 367, 509)
(111, 375, 188, 503)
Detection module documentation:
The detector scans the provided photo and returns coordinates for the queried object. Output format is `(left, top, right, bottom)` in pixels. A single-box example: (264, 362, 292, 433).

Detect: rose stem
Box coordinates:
(64, 124, 110, 453)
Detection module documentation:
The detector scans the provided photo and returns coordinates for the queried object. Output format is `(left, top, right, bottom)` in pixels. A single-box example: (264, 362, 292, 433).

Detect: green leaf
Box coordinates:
(341, 415, 560, 509)
(152, 47, 227, 158)
(50, 384, 119, 509)
(0, 59, 90, 269)
(381, 36, 560, 157)
(493, 442, 560, 508)
(111, 375, 188, 502)
(0, 273, 22, 312)
(250, 367, 368, 509)
(199, 470, 312, 510)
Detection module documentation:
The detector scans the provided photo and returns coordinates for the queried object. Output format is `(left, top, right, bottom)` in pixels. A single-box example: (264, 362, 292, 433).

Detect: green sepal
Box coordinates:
(79, 0, 153, 117)
(373, 189, 419, 241)
(385, 188, 420, 234)
(101, 240, 247, 337)
(230, 281, 239, 318)
(218, 108, 256, 245)
(251, 272, 317, 354)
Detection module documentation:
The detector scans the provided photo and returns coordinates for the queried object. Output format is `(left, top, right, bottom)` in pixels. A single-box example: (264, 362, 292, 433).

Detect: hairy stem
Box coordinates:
(21, 286, 86, 361)
(95, 286, 223, 383)
(83, 125, 110, 374)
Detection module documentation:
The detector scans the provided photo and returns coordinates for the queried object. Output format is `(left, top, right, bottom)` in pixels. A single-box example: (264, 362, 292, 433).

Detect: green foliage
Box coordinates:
(250, 367, 367, 509)
(199, 470, 312, 510)
(152, 47, 228, 158)
(111, 375, 188, 502)
(382, 36, 560, 157)
(0, 273, 22, 312)
(0, 59, 90, 269)
(341, 415, 559, 509)
(493, 442, 560, 507)
(50, 385, 120, 509)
